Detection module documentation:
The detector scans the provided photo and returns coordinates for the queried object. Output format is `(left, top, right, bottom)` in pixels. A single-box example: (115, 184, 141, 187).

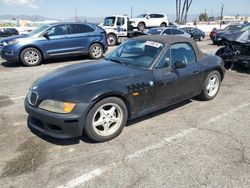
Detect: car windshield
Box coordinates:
(241, 23, 250, 31)
(147, 28, 164, 35)
(106, 40, 163, 68)
(224, 25, 242, 31)
(103, 17, 116, 26)
(27, 24, 51, 36)
(137, 14, 147, 18)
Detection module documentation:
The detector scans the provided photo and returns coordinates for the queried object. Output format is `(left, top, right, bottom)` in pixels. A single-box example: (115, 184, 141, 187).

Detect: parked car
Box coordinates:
(211, 24, 243, 44)
(130, 13, 169, 31)
(0, 28, 19, 38)
(0, 22, 108, 66)
(181, 27, 205, 41)
(25, 35, 225, 142)
(209, 28, 217, 40)
(147, 27, 191, 38)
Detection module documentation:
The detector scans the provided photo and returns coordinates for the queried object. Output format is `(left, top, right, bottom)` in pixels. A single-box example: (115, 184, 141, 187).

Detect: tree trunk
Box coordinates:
(176, 0, 179, 23)
(180, 0, 187, 24)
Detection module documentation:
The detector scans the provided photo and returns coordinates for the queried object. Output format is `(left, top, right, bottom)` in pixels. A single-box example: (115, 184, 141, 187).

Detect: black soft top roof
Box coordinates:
(133, 35, 205, 61)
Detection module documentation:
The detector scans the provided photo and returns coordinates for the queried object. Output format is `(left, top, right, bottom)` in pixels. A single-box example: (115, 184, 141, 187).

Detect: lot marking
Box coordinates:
(126, 102, 250, 161)
(56, 167, 107, 188)
(0, 96, 25, 102)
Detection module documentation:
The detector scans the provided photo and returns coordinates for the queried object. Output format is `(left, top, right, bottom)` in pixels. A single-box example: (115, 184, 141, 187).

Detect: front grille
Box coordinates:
(29, 92, 38, 106)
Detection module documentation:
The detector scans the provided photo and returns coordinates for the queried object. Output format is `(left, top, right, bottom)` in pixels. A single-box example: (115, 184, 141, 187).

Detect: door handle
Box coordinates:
(193, 70, 199, 74)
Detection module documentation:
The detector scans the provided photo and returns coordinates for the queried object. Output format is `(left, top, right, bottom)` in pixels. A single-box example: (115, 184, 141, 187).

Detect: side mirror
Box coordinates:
(174, 60, 186, 69)
(146, 16, 150, 19)
(43, 32, 50, 39)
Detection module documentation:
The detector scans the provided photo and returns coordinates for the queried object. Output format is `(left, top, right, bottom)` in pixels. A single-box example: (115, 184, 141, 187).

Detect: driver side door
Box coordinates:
(39, 24, 73, 57)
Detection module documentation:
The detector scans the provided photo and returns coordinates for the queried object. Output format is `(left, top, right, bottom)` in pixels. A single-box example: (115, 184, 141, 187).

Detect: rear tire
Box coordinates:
(197, 70, 221, 100)
(84, 97, 128, 142)
(20, 47, 42, 66)
(108, 34, 117, 46)
(138, 22, 145, 31)
(160, 23, 167, 27)
(89, 43, 103, 59)
(199, 35, 204, 41)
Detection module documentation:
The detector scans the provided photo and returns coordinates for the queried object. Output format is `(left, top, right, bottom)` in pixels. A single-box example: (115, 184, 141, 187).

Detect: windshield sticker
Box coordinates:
(145, 41, 162, 48)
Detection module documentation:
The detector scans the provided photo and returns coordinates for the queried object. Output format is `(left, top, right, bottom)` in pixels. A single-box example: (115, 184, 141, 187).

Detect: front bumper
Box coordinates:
(25, 99, 93, 139)
(0, 46, 19, 62)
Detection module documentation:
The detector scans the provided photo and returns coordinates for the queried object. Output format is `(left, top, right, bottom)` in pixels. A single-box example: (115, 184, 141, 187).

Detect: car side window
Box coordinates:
(156, 49, 171, 69)
(117, 17, 125, 26)
(163, 29, 171, 35)
(46, 25, 68, 36)
(170, 43, 196, 66)
(172, 29, 184, 35)
(148, 14, 155, 18)
(68, 24, 94, 34)
(156, 14, 164, 18)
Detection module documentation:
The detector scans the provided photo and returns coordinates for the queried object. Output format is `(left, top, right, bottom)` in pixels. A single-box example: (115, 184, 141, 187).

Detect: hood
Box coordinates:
(0, 34, 29, 42)
(222, 30, 250, 43)
(32, 60, 143, 97)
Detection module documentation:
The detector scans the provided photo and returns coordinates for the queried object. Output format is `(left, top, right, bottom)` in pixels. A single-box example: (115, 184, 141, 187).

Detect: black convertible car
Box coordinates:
(25, 35, 225, 142)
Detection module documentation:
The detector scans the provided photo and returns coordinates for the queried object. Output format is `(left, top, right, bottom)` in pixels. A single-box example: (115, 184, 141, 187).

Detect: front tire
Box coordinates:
(20, 47, 42, 66)
(89, 43, 103, 59)
(84, 97, 128, 142)
(198, 70, 221, 100)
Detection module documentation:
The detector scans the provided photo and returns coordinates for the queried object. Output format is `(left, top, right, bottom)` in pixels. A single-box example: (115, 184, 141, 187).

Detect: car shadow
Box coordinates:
(126, 99, 192, 127)
(0, 55, 90, 68)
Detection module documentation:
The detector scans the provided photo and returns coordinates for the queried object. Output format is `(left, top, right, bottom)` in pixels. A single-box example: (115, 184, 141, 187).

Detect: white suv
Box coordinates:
(130, 13, 169, 31)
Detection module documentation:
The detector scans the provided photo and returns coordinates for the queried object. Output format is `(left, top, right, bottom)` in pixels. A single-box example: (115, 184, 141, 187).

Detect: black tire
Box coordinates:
(89, 43, 103, 59)
(160, 22, 167, 27)
(84, 97, 128, 142)
(138, 22, 145, 31)
(20, 47, 42, 66)
(198, 70, 221, 101)
(108, 34, 117, 46)
(199, 35, 204, 41)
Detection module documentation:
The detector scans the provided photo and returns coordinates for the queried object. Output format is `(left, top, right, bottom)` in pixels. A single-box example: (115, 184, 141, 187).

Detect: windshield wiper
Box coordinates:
(105, 57, 127, 66)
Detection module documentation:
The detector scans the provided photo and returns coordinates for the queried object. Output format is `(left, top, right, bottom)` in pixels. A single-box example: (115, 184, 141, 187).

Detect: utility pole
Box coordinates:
(75, 8, 78, 22)
(130, 7, 133, 18)
(220, 4, 224, 29)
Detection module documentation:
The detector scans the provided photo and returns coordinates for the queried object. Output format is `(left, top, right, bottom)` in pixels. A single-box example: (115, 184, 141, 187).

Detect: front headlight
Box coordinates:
(39, 100, 76, 114)
(3, 40, 19, 46)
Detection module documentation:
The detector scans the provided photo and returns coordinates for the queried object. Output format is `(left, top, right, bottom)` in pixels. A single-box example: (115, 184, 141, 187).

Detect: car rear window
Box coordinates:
(69, 24, 94, 34)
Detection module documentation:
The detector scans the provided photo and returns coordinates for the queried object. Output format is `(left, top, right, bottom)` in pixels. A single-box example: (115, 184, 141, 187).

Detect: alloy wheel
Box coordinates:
(24, 50, 39, 65)
(207, 74, 219, 97)
(92, 103, 123, 137)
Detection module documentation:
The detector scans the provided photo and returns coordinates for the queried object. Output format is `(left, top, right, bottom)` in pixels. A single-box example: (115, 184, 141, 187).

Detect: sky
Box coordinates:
(0, 0, 249, 20)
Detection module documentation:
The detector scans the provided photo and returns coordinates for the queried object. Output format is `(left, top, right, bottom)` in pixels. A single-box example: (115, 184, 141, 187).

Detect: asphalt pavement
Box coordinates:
(0, 38, 250, 188)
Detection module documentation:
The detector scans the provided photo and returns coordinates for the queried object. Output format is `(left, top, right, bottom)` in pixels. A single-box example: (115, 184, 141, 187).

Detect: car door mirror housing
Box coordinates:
(174, 60, 186, 69)
(43, 32, 50, 38)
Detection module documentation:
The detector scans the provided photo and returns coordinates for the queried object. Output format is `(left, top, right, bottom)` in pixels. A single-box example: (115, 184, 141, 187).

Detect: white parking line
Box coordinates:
(56, 167, 107, 188)
(126, 127, 196, 161)
(0, 96, 25, 102)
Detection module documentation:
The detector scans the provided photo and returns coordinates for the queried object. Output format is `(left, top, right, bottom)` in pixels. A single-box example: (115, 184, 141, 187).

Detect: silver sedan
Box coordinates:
(147, 27, 191, 38)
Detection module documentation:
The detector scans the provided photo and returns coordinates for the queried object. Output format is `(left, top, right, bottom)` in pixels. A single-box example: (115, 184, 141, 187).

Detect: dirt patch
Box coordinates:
(1, 137, 49, 177)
